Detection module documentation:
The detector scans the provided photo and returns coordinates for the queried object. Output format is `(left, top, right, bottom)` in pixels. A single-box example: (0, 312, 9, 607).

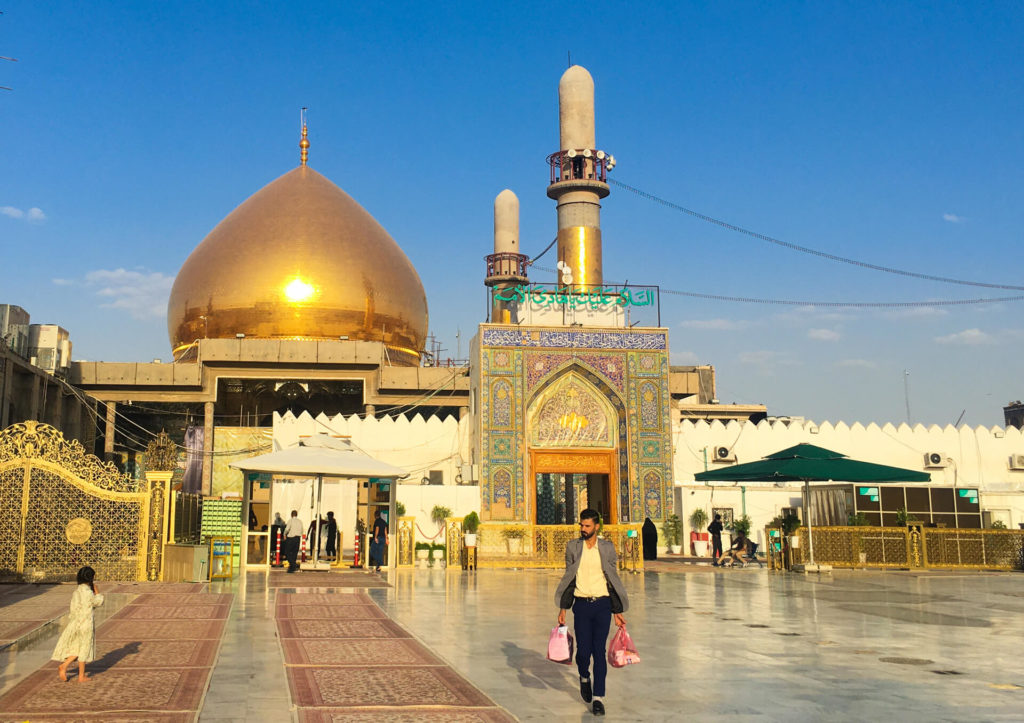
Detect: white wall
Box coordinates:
(273, 411, 478, 546)
(672, 419, 1024, 540)
(275, 410, 471, 485)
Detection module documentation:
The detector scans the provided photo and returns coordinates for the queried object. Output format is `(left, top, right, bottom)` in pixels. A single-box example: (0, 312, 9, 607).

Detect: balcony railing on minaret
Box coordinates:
(484, 252, 529, 286)
(546, 149, 614, 188)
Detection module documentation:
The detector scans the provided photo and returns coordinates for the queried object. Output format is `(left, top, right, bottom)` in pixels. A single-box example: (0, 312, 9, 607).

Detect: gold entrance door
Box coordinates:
(0, 421, 153, 582)
(530, 450, 617, 525)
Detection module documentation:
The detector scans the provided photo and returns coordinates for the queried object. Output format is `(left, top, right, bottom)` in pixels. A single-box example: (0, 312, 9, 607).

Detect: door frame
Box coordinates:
(529, 448, 617, 525)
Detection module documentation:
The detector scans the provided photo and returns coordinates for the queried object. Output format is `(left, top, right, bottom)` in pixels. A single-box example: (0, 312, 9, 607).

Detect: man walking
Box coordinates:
(554, 509, 629, 716)
(284, 510, 303, 573)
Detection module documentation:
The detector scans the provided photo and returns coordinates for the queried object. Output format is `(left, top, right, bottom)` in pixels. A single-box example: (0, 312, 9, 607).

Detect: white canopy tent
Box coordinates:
(231, 433, 408, 569)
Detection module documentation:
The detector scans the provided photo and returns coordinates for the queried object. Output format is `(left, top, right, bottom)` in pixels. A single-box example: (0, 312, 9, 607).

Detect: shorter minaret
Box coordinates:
(547, 66, 614, 290)
(484, 189, 528, 323)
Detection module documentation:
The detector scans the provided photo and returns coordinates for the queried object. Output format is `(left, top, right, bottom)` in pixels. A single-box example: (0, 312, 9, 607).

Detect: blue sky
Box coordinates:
(2, 2, 1022, 427)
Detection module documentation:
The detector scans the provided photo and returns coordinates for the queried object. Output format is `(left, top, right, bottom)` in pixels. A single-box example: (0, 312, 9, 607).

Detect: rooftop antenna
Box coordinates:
(567, 51, 571, 68)
(299, 106, 309, 165)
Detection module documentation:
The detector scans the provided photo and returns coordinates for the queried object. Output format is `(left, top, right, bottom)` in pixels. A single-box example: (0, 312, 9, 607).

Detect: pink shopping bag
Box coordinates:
(607, 626, 641, 668)
(547, 624, 574, 664)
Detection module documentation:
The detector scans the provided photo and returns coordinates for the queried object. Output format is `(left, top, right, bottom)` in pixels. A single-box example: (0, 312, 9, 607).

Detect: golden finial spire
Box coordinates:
(299, 107, 310, 165)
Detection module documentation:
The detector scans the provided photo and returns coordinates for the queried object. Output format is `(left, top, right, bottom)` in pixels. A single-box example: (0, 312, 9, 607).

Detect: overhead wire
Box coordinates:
(529, 263, 1024, 308)
(609, 178, 1024, 292)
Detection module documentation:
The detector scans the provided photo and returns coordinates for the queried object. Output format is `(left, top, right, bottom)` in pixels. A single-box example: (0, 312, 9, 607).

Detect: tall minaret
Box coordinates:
(484, 189, 528, 323)
(547, 65, 614, 290)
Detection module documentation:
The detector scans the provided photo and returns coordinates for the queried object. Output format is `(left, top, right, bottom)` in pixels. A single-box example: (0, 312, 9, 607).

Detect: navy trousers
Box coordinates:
(573, 596, 612, 697)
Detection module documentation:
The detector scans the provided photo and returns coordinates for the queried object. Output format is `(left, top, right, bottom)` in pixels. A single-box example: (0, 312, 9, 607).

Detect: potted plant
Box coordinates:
(895, 508, 919, 527)
(661, 514, 683, 554)
(396, 501, 406, 517)
(431, 505, 452, 526)
(731, 514, 752, 538)
(688, 508, 709, 557)
(415, 541, 431, 567)
(463, 511, 480, 547)
(430, 542, 446, 567)
(502, 526, 526, 554)
(847, 512, 869, 526)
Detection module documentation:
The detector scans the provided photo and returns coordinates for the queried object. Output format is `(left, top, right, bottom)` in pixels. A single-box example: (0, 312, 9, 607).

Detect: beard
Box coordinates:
(580, 528, 596, 540)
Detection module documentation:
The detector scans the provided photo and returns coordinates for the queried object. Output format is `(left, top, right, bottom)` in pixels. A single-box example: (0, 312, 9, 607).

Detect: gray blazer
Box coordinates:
(554, 537, 629, 613)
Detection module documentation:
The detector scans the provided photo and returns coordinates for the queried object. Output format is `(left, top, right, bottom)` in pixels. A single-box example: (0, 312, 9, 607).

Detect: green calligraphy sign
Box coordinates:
(493, 285, 654, 309)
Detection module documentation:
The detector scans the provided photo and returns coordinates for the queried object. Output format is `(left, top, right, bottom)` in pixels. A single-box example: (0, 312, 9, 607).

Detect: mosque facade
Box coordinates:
(3, 65, 1020, 582)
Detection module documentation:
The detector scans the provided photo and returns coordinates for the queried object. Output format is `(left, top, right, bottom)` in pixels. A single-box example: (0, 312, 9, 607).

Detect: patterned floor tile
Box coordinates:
(113, 603, 231, 621)
(97, 618, 226, 640)
(276, 603, 386, 620)
(0, 714, 193, 723)
(281, 637, 446, 666)
(298, 708, 518, 723)
(267, 572, 388, 588)
(104, 582, 207, 594)
(127, 592, 233, 607)
(0, 666, 211, 713)
(90, 638, 221, 669)
(276, 591, 373, 605)
(0, 620, 48, 640)
(287, 666, 495, 707)
(276, 618, 409, 639)
(0, 603, 67, 621)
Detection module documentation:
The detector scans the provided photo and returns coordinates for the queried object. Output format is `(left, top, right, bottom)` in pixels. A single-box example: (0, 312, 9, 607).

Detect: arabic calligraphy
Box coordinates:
(493, 285, 655, 309)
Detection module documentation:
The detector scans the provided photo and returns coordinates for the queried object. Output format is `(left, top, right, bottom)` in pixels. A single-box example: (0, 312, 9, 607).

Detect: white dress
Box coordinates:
(51, 584, 105, 663)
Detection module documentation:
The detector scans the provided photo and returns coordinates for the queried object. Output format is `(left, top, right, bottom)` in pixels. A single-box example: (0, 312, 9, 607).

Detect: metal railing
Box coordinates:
(771, 526, 1024, 571)
(547, 149, 611, 184)
(485, 252, 530, 281)
(475, 523, 643, 571)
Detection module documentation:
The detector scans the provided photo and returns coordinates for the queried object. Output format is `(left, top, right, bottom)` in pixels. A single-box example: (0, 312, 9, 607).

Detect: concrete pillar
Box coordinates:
(202, 401, 214, 495)
(67, 395, 82, 445)
(0, 357, 12, 428)
(28, 375, 40, 421)
(364, 404, 376, 419)
(104, 401, 116, 462)
(47, 383, 63, 431)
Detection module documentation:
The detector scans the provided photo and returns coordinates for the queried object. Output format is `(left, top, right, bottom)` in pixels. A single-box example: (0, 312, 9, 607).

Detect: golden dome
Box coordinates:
(167, 165, 428, 364)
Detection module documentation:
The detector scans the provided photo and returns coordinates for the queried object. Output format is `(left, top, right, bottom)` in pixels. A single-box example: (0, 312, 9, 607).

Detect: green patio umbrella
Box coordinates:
(694, 443, 930, 567)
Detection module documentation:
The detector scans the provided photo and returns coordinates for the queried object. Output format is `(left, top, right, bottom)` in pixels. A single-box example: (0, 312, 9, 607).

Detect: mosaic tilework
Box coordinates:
(479, 327, 673, 526)
(481, 328, 667, 350)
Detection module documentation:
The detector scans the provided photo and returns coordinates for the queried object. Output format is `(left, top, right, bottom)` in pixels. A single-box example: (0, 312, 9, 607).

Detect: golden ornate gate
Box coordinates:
(0, 421, 160, 582)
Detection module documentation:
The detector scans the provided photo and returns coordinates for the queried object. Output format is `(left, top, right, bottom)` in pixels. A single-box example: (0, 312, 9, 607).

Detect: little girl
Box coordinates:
(51, 566, 105, 682)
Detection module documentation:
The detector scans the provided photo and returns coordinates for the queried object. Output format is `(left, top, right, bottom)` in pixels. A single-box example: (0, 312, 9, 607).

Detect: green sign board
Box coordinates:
(493, 284, 655, 309)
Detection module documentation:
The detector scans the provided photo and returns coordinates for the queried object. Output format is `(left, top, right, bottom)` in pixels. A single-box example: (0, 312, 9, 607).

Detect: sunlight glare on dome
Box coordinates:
(284, 277, 316, 303)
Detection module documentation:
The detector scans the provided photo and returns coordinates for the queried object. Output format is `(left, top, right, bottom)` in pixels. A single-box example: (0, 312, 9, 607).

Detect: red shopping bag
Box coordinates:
(607, 626, 640, 668)
(547, 624, 574, 664)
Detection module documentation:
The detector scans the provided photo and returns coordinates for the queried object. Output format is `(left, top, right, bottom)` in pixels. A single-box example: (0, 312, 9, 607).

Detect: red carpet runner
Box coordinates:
(276, 590, 515, 722)
(0, 583, 231, 722)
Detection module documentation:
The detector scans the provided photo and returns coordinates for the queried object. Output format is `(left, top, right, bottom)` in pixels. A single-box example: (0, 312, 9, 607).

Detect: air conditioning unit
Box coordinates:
(712, 446, 736, 463)
(923, 452, 947, 469)
(1009, 454, 1024, 471)
(458, 464, 480, 483)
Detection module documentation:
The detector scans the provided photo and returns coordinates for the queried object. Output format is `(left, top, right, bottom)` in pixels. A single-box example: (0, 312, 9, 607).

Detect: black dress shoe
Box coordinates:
(593, 700, 605, 715)
(580, 678, 592, 703)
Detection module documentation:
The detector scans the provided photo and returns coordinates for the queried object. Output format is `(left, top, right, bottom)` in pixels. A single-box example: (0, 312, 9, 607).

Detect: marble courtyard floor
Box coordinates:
(1, 565, 1023, 721)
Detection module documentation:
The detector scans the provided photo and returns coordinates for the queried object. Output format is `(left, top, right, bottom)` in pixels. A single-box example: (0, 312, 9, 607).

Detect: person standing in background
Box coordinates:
(708, 513, 724, 566)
